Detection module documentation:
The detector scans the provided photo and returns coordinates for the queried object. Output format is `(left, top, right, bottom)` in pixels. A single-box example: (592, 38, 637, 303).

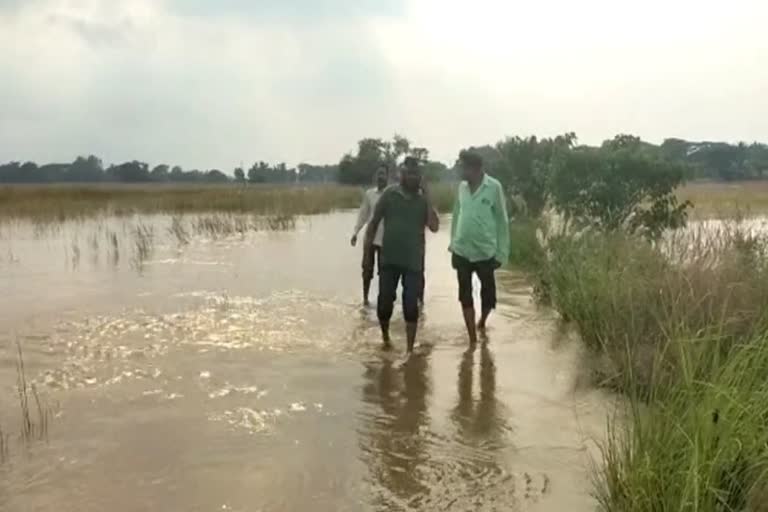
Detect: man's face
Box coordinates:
(401, 166, 421, 192)
(460, 162, 474, 181)
(375, 168, 388, 187)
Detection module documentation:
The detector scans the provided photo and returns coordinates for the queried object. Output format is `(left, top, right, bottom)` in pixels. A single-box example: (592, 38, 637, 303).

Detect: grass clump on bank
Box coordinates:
(597, 335, 768, 511)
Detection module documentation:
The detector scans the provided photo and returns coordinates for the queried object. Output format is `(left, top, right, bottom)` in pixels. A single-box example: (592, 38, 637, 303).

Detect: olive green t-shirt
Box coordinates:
(377, 185, 428, 272)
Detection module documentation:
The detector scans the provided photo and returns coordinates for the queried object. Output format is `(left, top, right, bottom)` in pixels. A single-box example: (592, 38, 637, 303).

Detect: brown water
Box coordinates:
(0, 213, 612, 512)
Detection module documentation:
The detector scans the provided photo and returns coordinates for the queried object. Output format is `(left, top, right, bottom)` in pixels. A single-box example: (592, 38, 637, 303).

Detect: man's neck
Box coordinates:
(467, 172, 484, 190)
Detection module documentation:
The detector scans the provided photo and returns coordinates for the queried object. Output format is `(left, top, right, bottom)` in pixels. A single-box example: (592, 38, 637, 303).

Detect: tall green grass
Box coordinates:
(596, 335, 768, 511)
(528, 221, 768, 510)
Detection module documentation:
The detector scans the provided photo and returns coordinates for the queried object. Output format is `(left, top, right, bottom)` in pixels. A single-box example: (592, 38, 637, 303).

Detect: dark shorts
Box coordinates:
(452, 253, 498, 310)
(377, 264, 421, 323)
(362, 245, 381, 281)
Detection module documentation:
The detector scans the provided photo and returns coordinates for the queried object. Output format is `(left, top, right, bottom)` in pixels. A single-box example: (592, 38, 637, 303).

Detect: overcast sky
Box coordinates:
(1, 0, 767, 170)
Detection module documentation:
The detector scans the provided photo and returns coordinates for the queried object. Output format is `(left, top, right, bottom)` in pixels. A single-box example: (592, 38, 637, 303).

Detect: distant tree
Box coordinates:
(387, 134, 411, 166)
(410, 147, 429, 163)
(151, 164, 170, 182)
(248, 162, 265, 183)
(20, 162, 39, 182)
(298, 163, 337, 183)
(338, 138, 390, 185)
(659, 138, 691, 162)
(38, 164, 70, 182)
(109, 161, 151, 182)
(339, 135, 437, 185)
(205, 169, 229, 183)
(68, 155, 103, 182)
(422, 161, 449, 182)
(234, 167, 245, 183)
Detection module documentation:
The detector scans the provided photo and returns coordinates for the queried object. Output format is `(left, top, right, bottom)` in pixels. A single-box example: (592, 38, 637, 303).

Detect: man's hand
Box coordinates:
(351, 234, 358, 247)
(420, 180, 431, 202)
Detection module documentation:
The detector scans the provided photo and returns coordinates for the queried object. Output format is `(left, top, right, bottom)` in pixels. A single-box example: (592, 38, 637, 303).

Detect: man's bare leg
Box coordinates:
(478, 308, 492, 331)
(381, 320, 392, 350)
(363, 278, 372, 306)
(406, 322, 417, 353)
(462, 307, 478, 345)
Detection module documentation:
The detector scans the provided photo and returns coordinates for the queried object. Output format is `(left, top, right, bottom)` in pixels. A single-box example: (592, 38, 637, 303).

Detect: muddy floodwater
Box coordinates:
(0, 212, 612, 512)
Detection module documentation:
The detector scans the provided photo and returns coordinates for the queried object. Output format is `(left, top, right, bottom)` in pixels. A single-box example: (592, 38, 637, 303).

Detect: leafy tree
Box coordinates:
(108, 161, 151, 182)
(338, 138, 389, 185)
(338, 135, 441, 185)
(410, 147, 429, 163)
(233, 167, 245, 183)
(150, 164, 170, 182)
(68, 156, 103, 182)
(422, 161, 449, 182)
(493, 133, 576, 217)
(550, 136, 691, 239)
(298, 163, 337, 183)
(205, 169, 229, 183)
(388, 134, 412, 166)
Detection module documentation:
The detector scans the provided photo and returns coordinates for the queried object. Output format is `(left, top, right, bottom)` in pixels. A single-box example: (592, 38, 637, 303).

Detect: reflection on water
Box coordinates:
(360, 354, 431, 509)
(453, 345, 510, 450)
(0, 212, 611, 512)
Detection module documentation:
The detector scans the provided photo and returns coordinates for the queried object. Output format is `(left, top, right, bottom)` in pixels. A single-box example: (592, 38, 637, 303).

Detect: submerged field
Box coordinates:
(0, 182, 458, 222)
(0, 201, 611, 511)
(1, 180, 765, 223)
(2, 181, 768, 511)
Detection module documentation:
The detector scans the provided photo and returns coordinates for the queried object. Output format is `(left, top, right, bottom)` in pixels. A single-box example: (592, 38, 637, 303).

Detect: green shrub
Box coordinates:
(550, 135, 691, 239)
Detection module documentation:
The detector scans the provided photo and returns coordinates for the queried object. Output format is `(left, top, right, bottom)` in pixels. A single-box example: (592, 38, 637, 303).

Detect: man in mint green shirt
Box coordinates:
(449, 150, 510, 345)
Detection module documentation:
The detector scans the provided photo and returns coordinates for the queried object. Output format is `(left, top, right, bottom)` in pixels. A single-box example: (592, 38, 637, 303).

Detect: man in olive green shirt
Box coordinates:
(449, 150, 510, 345)
(365, 157, 439, 353)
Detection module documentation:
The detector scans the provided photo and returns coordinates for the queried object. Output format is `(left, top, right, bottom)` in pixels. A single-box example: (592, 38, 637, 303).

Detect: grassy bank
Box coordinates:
(517, 222, 768, 510)
(0, 182, 458, 222)
(0, 184, 362, 221)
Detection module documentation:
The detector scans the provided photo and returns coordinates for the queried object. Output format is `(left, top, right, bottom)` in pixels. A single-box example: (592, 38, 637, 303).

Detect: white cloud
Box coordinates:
(1, 0, 767, 170)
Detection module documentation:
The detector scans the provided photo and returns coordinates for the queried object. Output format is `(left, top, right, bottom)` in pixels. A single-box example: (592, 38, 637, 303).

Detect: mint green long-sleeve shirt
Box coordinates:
(449, 174, 510, 264)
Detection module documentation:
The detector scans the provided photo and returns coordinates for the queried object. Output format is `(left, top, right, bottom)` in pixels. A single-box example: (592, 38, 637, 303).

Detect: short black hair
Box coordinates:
(459, 150, 483, 170)
(403, 156, 420, 170)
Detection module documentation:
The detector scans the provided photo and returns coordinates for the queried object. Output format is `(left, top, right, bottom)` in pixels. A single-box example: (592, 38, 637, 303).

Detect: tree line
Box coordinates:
(0, 156, 341, 185)
(1, 135, 766, 186)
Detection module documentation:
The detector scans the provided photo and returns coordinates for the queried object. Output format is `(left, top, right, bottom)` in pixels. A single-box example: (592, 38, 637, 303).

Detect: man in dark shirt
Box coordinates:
(365, 157, 439, 353)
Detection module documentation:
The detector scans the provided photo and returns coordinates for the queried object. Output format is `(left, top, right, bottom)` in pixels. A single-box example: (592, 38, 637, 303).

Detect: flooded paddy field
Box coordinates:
(0, 212, 612, 512)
